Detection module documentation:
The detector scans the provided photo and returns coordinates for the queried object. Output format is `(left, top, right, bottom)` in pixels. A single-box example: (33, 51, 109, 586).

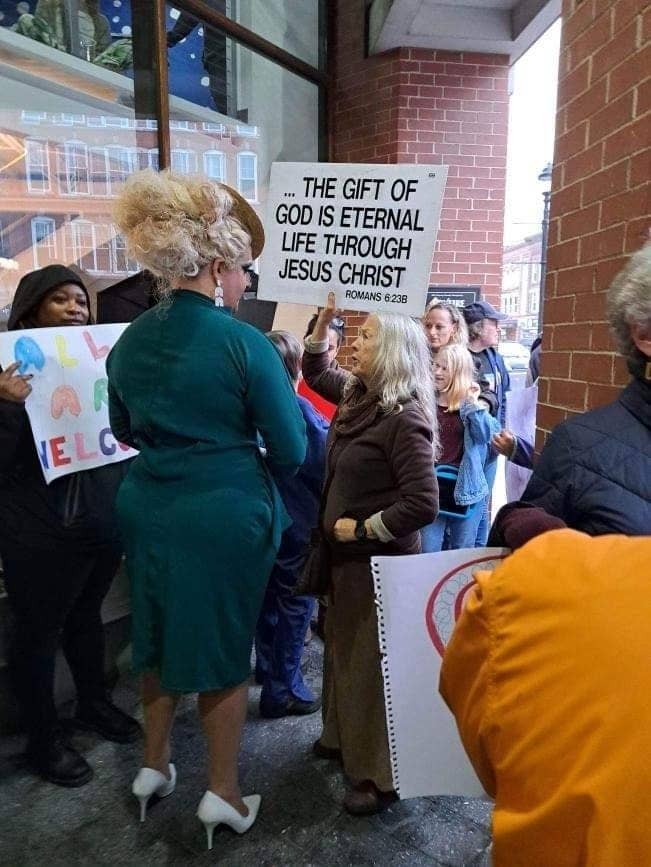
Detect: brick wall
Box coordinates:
(330, 1, 509, 366)
(538, 0, 650, 446)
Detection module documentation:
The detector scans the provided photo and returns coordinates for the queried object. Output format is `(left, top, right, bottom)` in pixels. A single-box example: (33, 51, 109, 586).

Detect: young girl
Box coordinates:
(421, 344, 500, 553)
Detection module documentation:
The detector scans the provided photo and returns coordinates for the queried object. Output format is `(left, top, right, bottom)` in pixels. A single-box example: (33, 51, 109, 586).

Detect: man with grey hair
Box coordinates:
(491, 245, 651, 541)
(462, 300, 511, 545)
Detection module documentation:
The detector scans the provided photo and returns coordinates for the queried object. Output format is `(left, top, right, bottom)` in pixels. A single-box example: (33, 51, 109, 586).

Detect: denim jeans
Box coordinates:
(474, 456, 498, 546)
(420, 508, 483, 553)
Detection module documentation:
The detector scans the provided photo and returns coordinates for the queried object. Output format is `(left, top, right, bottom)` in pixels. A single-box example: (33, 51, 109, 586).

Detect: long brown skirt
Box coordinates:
(320, 559, 394, 793)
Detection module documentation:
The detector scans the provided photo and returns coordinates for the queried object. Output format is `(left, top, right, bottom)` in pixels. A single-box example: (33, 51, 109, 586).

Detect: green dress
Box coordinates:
(106, 290, 306, 692)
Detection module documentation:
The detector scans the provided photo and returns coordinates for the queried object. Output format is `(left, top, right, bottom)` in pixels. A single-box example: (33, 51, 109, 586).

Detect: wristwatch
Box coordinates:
(354, 519, 368, 540)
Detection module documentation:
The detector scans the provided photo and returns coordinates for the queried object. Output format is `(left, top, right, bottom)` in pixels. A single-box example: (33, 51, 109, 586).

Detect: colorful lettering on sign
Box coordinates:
(83, 330, 110, 361)
(74, 432, 98, 460)
(55, 335, 78, 368)
(99, 427, 117, 456)
(93, 377, 109, 411)
(51, 385, 81, 419)
(14, 336, 45, 374)
(50, 435, 71, 467)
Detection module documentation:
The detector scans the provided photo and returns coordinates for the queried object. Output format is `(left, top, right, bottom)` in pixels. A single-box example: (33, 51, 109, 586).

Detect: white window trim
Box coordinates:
(31, 217, 57, 269)
(237, 151, 258, 202)
(203, 150, 225, 182)
(58, 140, 91, 197)
(25, 140, 51, 193)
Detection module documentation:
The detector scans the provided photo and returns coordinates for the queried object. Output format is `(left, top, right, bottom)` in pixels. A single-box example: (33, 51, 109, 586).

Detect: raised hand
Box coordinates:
(0, 362, 33, 403)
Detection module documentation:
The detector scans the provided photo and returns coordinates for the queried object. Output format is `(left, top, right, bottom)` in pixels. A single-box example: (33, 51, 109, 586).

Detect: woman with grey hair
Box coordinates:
(106, 170, 306, 847)
(490, 245, 651, 544)
(303, 293, 438, 815)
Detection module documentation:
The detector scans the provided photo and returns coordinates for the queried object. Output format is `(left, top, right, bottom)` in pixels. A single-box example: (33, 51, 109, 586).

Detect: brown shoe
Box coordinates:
(344, 781, 396, 816)
(312, 739, 342, 761)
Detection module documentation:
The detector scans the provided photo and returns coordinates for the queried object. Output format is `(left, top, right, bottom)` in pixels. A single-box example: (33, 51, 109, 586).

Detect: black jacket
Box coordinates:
(516, 377, 651, 536)
(0, 266, 126, 553)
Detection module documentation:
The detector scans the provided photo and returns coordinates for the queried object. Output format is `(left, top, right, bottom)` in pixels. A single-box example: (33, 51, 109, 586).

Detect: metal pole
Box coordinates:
(538, 189, 550, 333)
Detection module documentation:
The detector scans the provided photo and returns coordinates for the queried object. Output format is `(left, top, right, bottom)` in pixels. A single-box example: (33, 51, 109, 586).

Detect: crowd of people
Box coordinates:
(0, 168, 649, 861)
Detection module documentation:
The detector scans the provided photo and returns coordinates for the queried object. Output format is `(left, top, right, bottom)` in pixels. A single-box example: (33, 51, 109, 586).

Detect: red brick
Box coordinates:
(613, 354, 630, 386)
(582, 161, 628, 205)
(552, 323, 592, 351)
(609, 43, 651, 100)
(539, 351, 571, 379)
(604, 116, 649, 165)
(601, 186, 649, 228)
(558, 60, 590, 104)
(555, 122, 588, 163)
(624, 217, 651, 252)
(565, 78, 608, 130)
(574, 290, 608, 323)
(613, 0, 646, 31)
(560, 204, 601, 242)
(562, 0, 602, 49)
(547, 378, 588, 410)
(591, 19, 637, 83)
(548, 238, 580, 270)
(544, 295, 575, 323)
(553, 180, 583, 215)
(586, 383, 622, 408)
(569, 11, 612, 68)
(563, 141, 604, 185)
(587, 91, 635, 145)
(637, 78, 651, 116)
(571, 351, 613, 383)
(590, 323, 617, 351)
(536, 403, 569, 434)
(594, 256, 629, 291)
(579, 225, 625, 263)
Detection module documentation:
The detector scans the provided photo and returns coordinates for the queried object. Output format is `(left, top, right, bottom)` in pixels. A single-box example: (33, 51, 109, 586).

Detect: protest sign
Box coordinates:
(505, 382, 537, 502)
(0, 323, 136, 484)
(372, 548, 508, 799)
(259, 162, 448, 316)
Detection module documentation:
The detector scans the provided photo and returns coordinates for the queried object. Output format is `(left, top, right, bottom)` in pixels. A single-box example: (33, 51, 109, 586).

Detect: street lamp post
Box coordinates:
(537, 162, 552, 333)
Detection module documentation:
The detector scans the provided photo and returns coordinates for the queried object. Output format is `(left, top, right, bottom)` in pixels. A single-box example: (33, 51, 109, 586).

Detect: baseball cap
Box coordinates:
(463, 300, 508, 324)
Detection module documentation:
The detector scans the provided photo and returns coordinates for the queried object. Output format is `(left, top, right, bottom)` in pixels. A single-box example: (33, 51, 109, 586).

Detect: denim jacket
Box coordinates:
(453, 400, 501, 506)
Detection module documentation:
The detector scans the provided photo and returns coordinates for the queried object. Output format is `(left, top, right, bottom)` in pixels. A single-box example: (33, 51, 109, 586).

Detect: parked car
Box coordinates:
(499, 341, 530, 371)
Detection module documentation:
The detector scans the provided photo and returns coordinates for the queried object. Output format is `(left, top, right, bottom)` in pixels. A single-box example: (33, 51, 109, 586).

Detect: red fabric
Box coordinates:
(298, 379, 337, 421)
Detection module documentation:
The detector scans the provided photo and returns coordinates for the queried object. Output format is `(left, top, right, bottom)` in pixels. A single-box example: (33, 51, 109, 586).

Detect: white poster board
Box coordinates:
(372, 547, 508, 799)
(0, 323, 136, 484)
(505, 383, 537, 502)
(259, 162, 448, 316)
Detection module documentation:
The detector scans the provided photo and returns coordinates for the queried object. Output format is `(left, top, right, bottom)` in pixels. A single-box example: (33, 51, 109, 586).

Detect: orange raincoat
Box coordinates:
(440, 529, 651, 867)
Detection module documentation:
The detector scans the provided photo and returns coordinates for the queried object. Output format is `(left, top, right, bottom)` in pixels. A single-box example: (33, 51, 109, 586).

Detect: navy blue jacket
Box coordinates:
(274, 395, 329, 557)
(470, 347, 510, 428)
(520, 377, 651, 536)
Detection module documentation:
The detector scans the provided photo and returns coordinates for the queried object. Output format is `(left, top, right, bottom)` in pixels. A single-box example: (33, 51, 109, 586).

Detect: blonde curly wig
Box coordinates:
(112, 169, 252, 287)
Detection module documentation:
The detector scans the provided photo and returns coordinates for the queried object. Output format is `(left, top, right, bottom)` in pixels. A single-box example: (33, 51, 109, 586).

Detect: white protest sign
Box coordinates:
(259, 162, 448, 316)
(0, 323, 136, 484)
(372, 547, 508, 799)
(505, 382, 537, 502)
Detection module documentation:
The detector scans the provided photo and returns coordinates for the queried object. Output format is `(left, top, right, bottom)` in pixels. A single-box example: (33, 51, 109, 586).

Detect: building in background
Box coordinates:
(501, 233, 541, 344)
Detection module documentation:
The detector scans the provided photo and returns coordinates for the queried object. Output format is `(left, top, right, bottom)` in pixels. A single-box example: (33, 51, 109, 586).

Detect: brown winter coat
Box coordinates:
(303, 348, 438, 791)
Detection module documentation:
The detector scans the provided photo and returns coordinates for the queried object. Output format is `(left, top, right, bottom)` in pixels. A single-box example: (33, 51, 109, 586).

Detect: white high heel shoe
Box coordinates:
(196, 791, 261, 850)
(132, 763, 177, 822)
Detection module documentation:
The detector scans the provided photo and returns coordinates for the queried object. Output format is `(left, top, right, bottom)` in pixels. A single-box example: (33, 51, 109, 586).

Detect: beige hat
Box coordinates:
(219, 183, 265, 259)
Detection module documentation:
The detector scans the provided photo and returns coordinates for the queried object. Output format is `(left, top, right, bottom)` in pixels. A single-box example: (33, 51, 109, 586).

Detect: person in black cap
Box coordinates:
(463, 300, 510, 545)
(0, 265, 139, 788)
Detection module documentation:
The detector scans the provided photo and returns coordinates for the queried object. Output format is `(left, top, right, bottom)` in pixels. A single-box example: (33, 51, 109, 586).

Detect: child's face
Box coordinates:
(434, 360, 451, 391)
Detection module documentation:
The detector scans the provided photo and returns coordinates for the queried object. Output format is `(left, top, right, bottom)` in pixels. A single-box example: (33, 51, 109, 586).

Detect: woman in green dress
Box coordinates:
(107, 169, 306, 847)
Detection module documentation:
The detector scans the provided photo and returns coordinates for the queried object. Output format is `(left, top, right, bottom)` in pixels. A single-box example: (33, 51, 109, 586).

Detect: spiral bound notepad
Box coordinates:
(372, 548, 507, 800)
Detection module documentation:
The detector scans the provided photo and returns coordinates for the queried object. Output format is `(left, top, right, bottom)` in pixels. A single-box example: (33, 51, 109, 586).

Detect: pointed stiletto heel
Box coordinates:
(132, 763, 176, 822)
(196, 791, 261, 850)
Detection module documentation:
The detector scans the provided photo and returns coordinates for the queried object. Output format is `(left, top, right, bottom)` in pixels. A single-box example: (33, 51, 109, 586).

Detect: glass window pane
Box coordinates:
(167, 1, 321, 70)
(0, 7, 154, 319)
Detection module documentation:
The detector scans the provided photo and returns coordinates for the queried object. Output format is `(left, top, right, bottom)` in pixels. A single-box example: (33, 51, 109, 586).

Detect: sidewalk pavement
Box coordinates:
(0, 637, 492, 866)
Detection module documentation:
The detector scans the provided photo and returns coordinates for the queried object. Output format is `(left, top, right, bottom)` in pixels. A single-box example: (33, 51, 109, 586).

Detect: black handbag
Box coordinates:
(292, 528, 331, 597)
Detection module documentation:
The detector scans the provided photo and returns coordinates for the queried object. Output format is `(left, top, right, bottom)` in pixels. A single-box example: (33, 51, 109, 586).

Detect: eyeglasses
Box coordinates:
(242, 263, 257, 280)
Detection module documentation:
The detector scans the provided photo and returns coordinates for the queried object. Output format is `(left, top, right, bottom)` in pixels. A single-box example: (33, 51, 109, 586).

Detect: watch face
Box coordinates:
(355, 521, 366, 540)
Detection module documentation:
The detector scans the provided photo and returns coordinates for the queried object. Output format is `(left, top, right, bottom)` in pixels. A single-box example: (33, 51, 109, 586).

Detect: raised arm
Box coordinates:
(302, 291, 350, 404)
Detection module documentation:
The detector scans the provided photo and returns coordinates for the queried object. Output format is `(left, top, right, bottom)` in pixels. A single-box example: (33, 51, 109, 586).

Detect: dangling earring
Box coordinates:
(214, 279, 224, 307)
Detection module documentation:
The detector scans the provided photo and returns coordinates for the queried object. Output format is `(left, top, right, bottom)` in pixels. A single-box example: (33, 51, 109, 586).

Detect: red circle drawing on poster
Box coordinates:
(425, 554, 507, 657)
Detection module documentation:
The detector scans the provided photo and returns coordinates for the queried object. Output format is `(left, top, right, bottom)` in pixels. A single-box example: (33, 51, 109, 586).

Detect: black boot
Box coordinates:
(26, 733, 93, 788)
(74, 696, 141, 743)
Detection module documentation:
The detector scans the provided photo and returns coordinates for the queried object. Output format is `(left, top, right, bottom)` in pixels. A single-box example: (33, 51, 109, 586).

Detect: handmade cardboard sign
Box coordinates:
(0, 324, 136, 484)
(259, 162, 448, 316)
(372, 548, 508, 799)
